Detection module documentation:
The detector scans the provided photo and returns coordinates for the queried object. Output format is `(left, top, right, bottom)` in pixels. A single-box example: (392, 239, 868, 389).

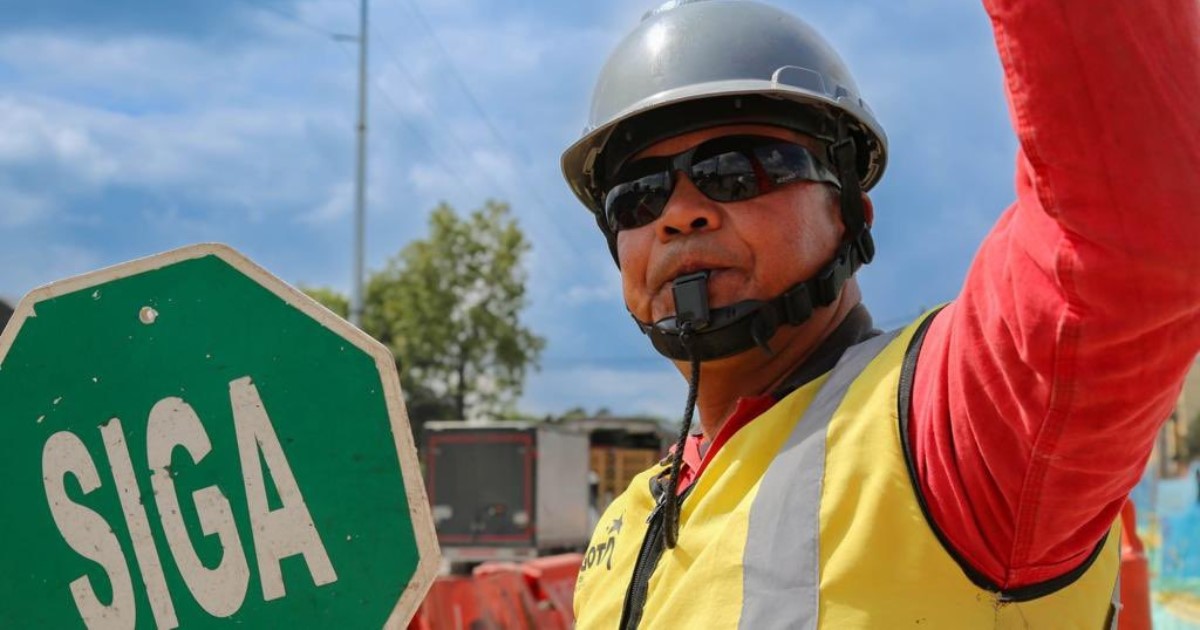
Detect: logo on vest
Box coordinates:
(579, 514, 623, 580)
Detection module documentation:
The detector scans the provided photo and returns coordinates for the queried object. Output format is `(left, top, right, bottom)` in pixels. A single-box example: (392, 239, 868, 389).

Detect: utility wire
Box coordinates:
(238, 0, 495, 204)
(349, 51, 490, 201)
(367, 42, 504, 202)
(399, 0, 522, 165)
(386, 0, 579, 244)
(322, 25, 491, 204)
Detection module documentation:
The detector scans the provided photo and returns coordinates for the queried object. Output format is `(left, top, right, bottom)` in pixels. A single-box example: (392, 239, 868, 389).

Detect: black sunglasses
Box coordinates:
(602, 135, 840, 233)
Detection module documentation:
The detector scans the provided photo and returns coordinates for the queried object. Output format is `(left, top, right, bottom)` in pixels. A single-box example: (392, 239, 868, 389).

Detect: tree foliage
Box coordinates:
(367, 201, 545, 421)
(306, 201, 545, 428)
(301, 287, 349, 319)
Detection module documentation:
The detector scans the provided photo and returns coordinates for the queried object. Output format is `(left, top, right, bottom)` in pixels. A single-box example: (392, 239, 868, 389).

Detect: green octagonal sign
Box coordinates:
(0, 244, 439, 628)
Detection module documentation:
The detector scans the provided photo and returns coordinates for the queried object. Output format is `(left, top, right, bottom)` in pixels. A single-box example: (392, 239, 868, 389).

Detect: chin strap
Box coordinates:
(634, 230, 871, 361)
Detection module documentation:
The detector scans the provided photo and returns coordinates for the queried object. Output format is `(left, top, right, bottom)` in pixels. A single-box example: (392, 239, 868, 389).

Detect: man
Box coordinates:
(560, 0, 1199, 628)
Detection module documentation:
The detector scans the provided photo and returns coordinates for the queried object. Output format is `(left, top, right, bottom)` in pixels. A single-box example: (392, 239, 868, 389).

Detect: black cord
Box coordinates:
(664, 327, 701, 549)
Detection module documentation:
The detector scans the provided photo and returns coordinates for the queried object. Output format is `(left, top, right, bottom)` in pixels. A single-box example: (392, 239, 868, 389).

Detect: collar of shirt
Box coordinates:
(672, 304, 879, 495)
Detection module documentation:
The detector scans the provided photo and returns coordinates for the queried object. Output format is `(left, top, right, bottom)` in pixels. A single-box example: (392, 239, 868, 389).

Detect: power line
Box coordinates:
(238, 0, 488, 203)
(330, 41, 491, 203)
(366, 48, 585, 254)
(243, 0, 584, 257)
(385, 0, 578, 244)
(374, 85, 491, 202)
(369, 44, 502, 200)
(398, 0, 521, 164)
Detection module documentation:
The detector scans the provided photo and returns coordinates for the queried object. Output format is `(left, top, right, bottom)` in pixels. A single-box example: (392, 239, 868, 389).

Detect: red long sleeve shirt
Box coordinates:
(676, 0, 1200, 590)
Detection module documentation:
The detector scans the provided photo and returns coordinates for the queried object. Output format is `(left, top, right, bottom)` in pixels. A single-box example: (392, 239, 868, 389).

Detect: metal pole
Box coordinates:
(350, 0, 369, 326)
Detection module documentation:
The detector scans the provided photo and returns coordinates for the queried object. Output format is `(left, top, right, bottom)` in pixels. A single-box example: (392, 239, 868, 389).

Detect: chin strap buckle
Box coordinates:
(853, 228, 875, 266)
(781, 284, 814, 325)
(829, 115, 874, 269)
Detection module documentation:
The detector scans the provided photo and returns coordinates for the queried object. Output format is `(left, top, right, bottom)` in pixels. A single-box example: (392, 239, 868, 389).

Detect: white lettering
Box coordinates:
(147, 397, 250, 618)
(42, 431, 136, 630)
(100, 418, 179, 630)
(230, 377, 337, 601)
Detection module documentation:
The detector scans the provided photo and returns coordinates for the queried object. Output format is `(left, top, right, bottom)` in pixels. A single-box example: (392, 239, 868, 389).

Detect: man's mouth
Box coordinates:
(659, 264, 728, 292)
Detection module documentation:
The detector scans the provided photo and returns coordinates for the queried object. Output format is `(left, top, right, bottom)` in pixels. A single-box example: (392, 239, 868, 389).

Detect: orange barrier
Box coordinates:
(1118, 500, 1152, 630)
(523, 554, 583, 628)
(410, 555, 582, 629)
(473, 563, 542, 629)
(408, 575, 483, 630)
(408, 573, 482, 628)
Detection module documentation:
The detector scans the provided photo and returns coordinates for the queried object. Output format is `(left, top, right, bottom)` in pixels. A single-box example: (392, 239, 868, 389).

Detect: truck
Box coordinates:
(423, 421, 591, 566)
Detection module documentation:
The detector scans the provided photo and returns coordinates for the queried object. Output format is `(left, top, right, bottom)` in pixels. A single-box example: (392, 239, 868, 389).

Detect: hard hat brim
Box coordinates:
(561, 80, 888, 216)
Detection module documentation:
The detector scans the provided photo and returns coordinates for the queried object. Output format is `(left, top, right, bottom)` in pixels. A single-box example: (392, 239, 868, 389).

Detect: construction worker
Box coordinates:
(560, 0, 1200, 627)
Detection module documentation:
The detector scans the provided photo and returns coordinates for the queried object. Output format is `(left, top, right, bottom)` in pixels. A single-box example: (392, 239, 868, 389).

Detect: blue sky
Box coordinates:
(0, 0, 1017, 419)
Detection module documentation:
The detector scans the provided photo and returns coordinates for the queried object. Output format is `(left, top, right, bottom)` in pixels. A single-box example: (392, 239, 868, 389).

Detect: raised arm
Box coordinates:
(910, 0, 1200, 588)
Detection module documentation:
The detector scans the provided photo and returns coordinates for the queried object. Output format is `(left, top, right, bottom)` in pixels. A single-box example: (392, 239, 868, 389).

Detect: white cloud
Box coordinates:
(374, 63, 436, 118)
(301, 181, 354, 225)
(0, 93, 354, 221)
(0, 241, 103, 296)
(434, 18, 555, 78)
(521, 363, 687, 420)
(564, 281, 622, 306)
(0, 98, 118, 185)
(0, 186, 55, 227)
(0, 34, 213, 98)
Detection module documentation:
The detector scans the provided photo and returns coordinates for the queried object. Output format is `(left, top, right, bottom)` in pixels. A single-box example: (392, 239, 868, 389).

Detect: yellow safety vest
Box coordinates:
(574, 315, 1121, 629)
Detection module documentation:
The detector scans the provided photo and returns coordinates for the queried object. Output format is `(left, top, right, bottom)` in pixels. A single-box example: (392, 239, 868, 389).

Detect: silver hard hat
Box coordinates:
(561, 0, 888, 217)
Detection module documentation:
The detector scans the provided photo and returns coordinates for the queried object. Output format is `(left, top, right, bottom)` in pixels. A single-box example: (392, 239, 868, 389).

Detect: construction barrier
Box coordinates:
(409, 554, 583, 629)
(523, 554, 583, 627)
(473, 563, 544, 629)
(408, 576, 482, 630)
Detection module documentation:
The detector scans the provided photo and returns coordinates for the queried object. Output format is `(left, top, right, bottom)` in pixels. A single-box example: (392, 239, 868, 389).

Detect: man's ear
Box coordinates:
(861, 193, 875, 227)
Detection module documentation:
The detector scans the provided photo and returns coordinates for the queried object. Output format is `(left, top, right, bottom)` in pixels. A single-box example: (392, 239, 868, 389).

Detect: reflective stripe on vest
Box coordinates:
(740, 329, 900, 630)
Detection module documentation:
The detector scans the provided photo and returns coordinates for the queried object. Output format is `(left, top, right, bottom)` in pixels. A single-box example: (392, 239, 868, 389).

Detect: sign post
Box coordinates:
(0, 244, 439, 628)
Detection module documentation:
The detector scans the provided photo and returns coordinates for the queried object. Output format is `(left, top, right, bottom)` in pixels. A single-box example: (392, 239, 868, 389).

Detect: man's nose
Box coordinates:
(655, 174, 723, 242)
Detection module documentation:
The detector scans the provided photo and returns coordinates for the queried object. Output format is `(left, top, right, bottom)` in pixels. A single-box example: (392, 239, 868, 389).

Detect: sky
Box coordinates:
(0, 0, 1018, 420)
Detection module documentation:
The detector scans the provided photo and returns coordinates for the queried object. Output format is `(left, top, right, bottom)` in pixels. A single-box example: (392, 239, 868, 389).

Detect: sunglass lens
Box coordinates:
(689, 151, 763, 202)
(604, 171, 672, 231)
(753, 143, 820, 187)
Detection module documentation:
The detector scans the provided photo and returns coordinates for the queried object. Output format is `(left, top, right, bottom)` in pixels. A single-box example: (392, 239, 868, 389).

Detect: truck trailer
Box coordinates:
(424, 422, 591, 565)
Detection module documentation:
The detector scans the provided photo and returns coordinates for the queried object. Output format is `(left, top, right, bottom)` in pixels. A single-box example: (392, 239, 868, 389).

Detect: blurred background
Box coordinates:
(0, 0, 1195, 625)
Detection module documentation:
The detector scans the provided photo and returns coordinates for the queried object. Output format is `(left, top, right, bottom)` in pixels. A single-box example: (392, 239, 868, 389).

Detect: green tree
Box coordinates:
(293, 202, 545, 429)
(364, 200, 545, 423)
(301, 286, 350, 319)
